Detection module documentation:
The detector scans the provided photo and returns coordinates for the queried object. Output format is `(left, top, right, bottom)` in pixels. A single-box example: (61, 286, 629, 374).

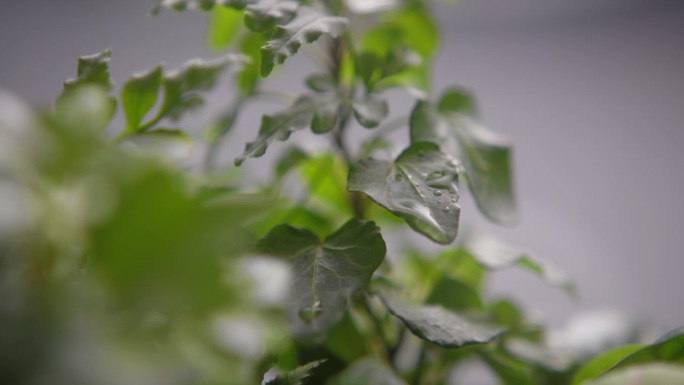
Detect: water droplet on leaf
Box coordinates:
(299, 301, 323, 324)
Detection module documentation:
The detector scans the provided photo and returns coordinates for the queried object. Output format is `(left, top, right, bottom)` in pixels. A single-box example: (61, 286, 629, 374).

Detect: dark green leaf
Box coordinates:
(245, 0, 298, 33)
(121, 66, 162, 133)
(63, 48, 114, 92)
(572, 344, 645, 385)
(438, 87, 477, 115)
(410, 89, 517, 223)
(426, 276, 484, 311)
(381, 295, 503, 348)
(585, 364, 684, 385)
(329, 358, 407, 385)
(352, 94, 388, 128)
(235, 93, 338, 165)
(207, 6, 244, 51)
(324, 313, 368, 363)
(260, 7, 347, 77)
(258, 219, 386, 338)
(266, 360, 326, 385)
(348, 142, 461, 244)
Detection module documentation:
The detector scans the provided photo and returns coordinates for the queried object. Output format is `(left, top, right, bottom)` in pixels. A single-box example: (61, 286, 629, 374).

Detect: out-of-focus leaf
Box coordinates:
(329, 358, 407, 385)
(411, 88, 517, 223)
(611, 327, 684, 369)
(585, 363, 684, 385)
(345, 0, 400, 14)
(237, 31, 266, 96)
(122, 129, 194, 162)
(207, 6, 244, 51)
(121, 66, 162, 133)
(275, 147, 309, 179)
(245, 0, 298, 33)
(381, 296, 503, 348)
(235, 93, 338, 165)
(465, 233, 574, 293)
(63, 48, 114, 92)
(572, 344, 645, 385)
(352, 94, 388, 128)
(266, 359, 326, 385)
(260, 7, 347, 76)
(481, 350, 535, 385)
(348, 142, 461, 244)
(425, 276, 483, 311)
(506, 338, 576, 373)
(257, 220, 386, 339)
(55, 85, 117, 133)
(324, 312, 368, 363)
(298, 154, 352, 217)
(305, 73, 337, 93)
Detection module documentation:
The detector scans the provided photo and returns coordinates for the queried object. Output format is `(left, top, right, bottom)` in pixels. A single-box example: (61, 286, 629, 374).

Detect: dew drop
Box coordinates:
(447, 160, 457, 168)
(442, 206, 451, 212)
(298, 301, 323, 324)
(433, 190, 442, 196)
(451, 197, 457, 203)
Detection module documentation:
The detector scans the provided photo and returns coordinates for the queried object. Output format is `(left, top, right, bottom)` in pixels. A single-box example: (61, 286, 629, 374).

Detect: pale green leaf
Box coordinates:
(352, 94, 388, 128)
(506, 338, 576, 372)
(348, 142, 461, 244)
(257, 219, 386, 338)
(305, 73, 337, 93)
(207, 6, 244, 51)
(260, 7, 347, 77)
(121, 66, 162, 133)
(63, 48, 114, 92)
(381, 295, 503, 348)
(244, 0, 298, 33)
(122, 129, 194, 162)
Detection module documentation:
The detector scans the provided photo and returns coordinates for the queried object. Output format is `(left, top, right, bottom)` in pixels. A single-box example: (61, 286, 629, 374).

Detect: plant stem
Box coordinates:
(412, 342, 427, 385)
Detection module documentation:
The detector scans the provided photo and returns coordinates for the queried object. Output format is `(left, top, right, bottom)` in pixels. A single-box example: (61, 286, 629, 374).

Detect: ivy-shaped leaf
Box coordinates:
(121, 66, 162, 133)
(380, 295, 503, 348)
(244, 0, 299, 33)
(352, 94, 388, 128)
(260, 7, 348, 76)
(411, 88, 517, 224)
(329, 358, 407, 385)
(266, 360, 326, 385)
(234, 92, 338, 166)
(257, 219, 386, 338)
(348, 142, 461, 244)
(63, 48, 114, 92)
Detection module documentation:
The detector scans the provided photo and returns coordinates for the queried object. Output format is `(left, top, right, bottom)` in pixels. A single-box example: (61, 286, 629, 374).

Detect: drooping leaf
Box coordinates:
(585, 363, 684, 385)
(265, 359, 326, 385)
(207, 5, 244, 51)
(235, 93, 338, 165)
(63, 48, 114, 92)
(352, 94, 388, 128)
(572, 344, 646, 385)
(348, 142, 461, 244)
(244, 0, 298, 33)
(329, 358, 407, 385)
(257, 219, 386, 338)
(611, 327, 684, 370)
(381, 296, 503, 348)
(260, 7, 348, 76)
(156, 55, 243, 121)
(121, 66, 162, 133)
(411, 88, 517, 223)
(465, 233, 575, 293)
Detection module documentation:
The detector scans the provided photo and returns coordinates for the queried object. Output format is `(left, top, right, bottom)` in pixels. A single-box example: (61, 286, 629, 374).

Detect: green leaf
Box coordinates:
(573, 345, 646, 385)
(425, 276, 484, 311)
(585, 364, 684, 385)
(348, 142, 461, 244)
(305, 73, 337, 93)
(157, 56, 241, 121)
(506, 338, 576, 372)
(352, 94, 388, 128)
(257, 219, 386, 338)
(121, 66, 162, 133)
(465, 233, 575, 293)
(55, 85, 117, 133)
(612, 327, 684, 369)
(266, 359, 326, 385)
(244, 0, 299, 33)
(380, 295, 503, 348)
(237, 31, 266, 96)
(324, 312, 368, 363)
(260, 7, 347, 77)
(235, 93, 338, 166)
(329, 358, 407, 385)
(63, 48, 114, 92)
(410, 89, 517, 224)
(122, 129, 194, 162)
(275, 147, 309, 179)
(207, 6, 244, 51)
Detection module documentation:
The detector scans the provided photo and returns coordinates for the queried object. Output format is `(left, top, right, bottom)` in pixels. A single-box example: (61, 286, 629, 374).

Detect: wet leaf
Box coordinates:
(348, 142, 461, 244)
(257, 219, 386, 338)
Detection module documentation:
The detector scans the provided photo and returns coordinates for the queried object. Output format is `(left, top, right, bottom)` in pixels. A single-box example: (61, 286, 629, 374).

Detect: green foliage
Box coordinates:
(1, 0, 678, 384)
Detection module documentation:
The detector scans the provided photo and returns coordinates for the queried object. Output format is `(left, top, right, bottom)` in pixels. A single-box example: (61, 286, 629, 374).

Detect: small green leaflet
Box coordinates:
(63, 48, 114, 92)
(121, 66, 162, 133)
(381, 295, 503, 348)
(572, 344, 645, 385)
(244, 0, 298, 33)
(348, 142, 461, 244)
(352, 94, 388, 128)
(329, 358, 407, 385)
(410, 88, 517, 224)
(257, 219, 386, 339)
(234, 92, 338, 166)
(260, 7, 348, 76)
(207, 5, 244, 51)
(265, 360, 326, 385)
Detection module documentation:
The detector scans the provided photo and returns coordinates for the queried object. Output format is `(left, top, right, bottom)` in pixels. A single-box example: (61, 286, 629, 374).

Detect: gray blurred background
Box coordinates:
(1, 0, 683, 335)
